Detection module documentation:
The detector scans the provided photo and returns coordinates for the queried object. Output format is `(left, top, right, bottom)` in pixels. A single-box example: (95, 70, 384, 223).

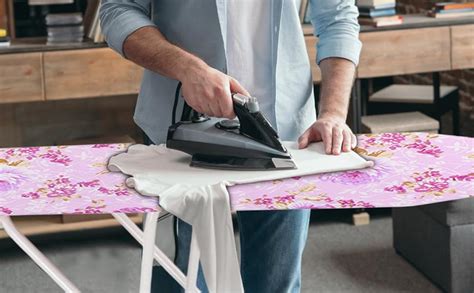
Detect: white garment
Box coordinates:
(108, 142, 373, 292)
(226, 0, 274, 122)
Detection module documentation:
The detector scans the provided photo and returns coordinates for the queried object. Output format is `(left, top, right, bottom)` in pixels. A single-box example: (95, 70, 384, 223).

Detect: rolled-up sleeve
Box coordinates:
(309, 0, 362, 66)
(99, 0, 156, 57)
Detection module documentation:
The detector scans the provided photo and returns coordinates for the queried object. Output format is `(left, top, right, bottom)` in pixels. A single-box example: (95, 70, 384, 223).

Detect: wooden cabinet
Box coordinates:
(0, 53, 44, 103)
(358, 27, 451, 78)
(44, 48, 143, 100)
(451, 24, 474, 70)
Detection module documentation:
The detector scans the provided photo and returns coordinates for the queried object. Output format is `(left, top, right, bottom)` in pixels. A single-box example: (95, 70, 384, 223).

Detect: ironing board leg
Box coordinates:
(140, 212, 159, 293)
(111, 213, 199, 292)
(0, 216, 80, 292)
(185, 231, 201, 293)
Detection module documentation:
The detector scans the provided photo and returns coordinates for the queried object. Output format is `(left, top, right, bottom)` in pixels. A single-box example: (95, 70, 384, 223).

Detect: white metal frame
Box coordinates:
(0, 212, 201, 292)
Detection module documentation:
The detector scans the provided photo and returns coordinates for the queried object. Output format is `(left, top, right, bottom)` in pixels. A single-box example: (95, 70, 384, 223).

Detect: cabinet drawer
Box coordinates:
(451, 24, 474, 70)
(44, 48, 143, 100)
(305, 36, 322, 83)
(358, 27, 451, 78)
(0, 53, 44, 103)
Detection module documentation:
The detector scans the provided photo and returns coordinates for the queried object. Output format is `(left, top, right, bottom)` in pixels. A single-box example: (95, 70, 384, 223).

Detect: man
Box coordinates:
(100, 0, 361, 292)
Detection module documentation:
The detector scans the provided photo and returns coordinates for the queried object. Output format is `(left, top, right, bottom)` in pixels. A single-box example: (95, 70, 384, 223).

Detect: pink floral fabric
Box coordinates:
(0, 144, 159, 215)
(229, 133, 473, 210)
(1, 133, 472, 215)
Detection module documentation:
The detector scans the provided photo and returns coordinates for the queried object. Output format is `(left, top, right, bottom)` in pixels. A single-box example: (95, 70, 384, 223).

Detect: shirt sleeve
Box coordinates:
(309, 0, 362, 66)
(99, 0, 157, 57)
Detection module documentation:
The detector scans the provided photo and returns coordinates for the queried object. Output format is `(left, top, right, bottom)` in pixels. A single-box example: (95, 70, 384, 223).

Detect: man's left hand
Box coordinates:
(298, 115, 357, 155)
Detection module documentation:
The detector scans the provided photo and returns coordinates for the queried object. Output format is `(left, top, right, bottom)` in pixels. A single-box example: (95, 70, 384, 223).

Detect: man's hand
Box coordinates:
(298, 57, 357, 155)
(122, 26, 249, 119)
(180, 62, 249, 119)
(298, 115, 357, 155)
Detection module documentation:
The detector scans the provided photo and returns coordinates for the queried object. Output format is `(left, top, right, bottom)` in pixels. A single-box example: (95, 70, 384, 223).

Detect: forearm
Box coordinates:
(318, 57, 356, 121)
(123, 26, 206, 82)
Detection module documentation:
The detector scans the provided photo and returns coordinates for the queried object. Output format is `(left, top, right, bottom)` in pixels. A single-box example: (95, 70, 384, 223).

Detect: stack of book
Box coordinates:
(46, 13, 84, 44)
(428, 2, 474, 19)
(357, 0, 403, 27)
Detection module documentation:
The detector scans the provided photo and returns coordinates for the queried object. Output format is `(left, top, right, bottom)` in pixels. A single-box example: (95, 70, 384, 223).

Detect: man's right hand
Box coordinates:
(179, 62, 250, 119)
(121, 26, 249, 119)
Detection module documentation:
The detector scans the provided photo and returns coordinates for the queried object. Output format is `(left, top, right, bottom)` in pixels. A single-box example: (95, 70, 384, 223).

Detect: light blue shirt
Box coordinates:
(100, 0, 361, 144)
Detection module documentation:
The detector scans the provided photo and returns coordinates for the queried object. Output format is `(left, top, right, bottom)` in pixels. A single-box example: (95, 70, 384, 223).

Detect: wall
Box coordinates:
(395, 0, 474, 136)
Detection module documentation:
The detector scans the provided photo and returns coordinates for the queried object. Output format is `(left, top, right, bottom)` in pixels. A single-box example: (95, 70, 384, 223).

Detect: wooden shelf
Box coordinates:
(302, 14, 474, 36)
(0, 214, 143, 239)
(0, 37, 107, 55)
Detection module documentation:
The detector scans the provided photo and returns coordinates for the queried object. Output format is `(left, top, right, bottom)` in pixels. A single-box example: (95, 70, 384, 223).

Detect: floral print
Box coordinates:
(0, 207, 13, 215)
(0, 168, 27, 191)
(0, 133, 472, 215)
(0, 144, 158, 215)
(2, 147, 72, 165)
(230, 133, 473, 211)
(384, 168, 474, 197)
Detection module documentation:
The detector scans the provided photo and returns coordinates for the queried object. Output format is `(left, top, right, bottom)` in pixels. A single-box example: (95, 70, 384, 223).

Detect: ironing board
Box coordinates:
(0, 132, 472, 292)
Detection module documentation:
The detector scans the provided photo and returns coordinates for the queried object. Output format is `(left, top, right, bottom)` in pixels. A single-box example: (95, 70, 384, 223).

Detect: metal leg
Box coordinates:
(140, 212, 159, 293)
(112, 213, 198, 292)
(185, 231, 201, 293)
(0, 216, 80, 292)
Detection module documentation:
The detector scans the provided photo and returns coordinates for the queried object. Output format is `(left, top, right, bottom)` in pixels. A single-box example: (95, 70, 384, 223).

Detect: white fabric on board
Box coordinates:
(108, 142, 373, 292)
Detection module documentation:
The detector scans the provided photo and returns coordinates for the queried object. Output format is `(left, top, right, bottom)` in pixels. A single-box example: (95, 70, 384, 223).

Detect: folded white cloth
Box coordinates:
(108, 142, 373, 292)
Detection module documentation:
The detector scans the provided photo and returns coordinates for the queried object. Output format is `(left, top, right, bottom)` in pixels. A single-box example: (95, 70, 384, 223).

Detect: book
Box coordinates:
(356, 0, 395, 7)
(436, 8, 474, 14)
(358, 15, 403, 27)
(46, 12, 82, 26)
(435, 2, 474, 10)
(428, 10, 474, 18)
(28, 0, 73, 5)
(46, 13, 84, 44)
(0, 35, 10, 46)
(357, 2, 396, 10)
(359, 8, 396, 17)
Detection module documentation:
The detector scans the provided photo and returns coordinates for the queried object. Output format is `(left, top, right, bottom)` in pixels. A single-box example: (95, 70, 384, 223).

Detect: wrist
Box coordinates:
(176, 55, 208, 83)
(318, 110, 346, 122)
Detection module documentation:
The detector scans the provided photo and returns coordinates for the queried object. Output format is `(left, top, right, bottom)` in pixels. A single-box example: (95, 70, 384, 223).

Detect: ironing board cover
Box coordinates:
(0, 133, 472, 215)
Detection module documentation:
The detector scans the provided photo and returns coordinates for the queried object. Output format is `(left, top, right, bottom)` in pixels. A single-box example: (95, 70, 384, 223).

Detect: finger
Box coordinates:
(322, 126, 332, 154)
(331, 127, 343, 155)
(298, 129, 311, 149)
(209, 101, 221, 117)
(229, 78, 251, 96)
(342, 129, 352, 152)
(200, 101, 214, 117)
(186, 100, 203, 115)
(298, 126, 322, 149)
(219, 84, 235, 119)
(351, 133, 358, 149)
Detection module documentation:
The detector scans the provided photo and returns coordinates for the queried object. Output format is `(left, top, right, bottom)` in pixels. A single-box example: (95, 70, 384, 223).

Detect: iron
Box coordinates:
(166, 93, 297, 170)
